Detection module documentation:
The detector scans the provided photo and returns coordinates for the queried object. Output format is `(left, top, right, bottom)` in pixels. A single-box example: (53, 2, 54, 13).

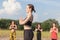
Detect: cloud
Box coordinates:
(19, 0, 41, 2)
(0, 0, 21, 14)
(0, 9, 5, 14)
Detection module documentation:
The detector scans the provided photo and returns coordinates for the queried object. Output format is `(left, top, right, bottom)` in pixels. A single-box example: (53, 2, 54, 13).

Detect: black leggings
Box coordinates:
(24, 29, 34, 40)
(52, 39, 57, 40)
(37, 31, 41, 40)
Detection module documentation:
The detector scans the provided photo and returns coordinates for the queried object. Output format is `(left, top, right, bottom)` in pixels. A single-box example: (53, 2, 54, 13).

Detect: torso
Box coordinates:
(10, 25, 16, 32)
(51, 28, 57, 39)
(24, 15, 33, 30)
(24, 25, 32, 29)
(37, 28, 41, 32)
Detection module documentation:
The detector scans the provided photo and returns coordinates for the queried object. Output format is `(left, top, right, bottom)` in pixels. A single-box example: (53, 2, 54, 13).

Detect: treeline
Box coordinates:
(0, 19, 60, 31)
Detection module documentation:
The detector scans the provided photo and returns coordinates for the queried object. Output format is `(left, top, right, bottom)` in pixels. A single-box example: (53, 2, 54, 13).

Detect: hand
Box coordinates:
(20, 17, 23, 21)
(11, 29, 14, 32)
(20, 17, 23, 20)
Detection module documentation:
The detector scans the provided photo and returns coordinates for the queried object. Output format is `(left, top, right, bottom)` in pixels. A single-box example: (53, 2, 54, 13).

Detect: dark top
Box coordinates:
(24, 17, 32, 26)
(24, 21, 32, 26)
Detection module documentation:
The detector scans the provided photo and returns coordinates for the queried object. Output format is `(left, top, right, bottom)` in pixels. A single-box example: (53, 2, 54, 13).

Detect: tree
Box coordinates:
(0, 19, 59, 31)
(42, 19, 59, 31)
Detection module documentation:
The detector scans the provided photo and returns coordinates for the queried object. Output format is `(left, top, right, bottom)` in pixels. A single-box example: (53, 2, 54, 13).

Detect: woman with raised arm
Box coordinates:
(19, 4, 36, 40)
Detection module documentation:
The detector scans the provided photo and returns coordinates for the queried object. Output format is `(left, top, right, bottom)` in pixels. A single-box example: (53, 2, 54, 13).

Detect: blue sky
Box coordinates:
(0, 0, 60, 23)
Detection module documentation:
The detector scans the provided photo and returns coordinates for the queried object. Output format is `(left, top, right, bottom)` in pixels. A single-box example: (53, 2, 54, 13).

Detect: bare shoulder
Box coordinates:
(50, 28, 53, 30)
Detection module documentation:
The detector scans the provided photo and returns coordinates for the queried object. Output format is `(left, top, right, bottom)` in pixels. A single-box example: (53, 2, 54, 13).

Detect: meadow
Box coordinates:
(0, 30, 60, 40)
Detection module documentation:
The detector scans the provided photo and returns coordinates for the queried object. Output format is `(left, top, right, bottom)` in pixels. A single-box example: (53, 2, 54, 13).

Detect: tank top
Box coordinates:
(51, 28, 57, 39)
(24, 21, 32, 26)
(24, 17, 32, 26)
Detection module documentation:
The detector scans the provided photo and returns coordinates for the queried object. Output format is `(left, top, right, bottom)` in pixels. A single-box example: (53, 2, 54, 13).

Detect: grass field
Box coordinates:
(0, 30, 60, 40)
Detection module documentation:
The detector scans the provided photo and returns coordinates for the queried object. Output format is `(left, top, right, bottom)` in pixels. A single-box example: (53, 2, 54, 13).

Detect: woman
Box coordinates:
(35, 23, 42, 40)
(19, 4, 36, 40)
(50, 22, 58, 40)
(9, 21, 17, 40)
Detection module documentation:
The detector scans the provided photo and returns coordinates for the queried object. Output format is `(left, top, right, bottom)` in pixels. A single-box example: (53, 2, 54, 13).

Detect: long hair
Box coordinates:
(27, 4, 36, 13)
(51, 22, 58, 28)
(36, 23, 41, 29)
(10, 20, 16, 25)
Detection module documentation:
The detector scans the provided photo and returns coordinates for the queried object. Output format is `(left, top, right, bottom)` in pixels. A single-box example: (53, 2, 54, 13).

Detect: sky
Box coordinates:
(0, 0, 60, 23)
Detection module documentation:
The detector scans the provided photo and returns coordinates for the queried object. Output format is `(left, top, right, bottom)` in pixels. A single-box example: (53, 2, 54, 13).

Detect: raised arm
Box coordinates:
(14, 25, 17, 30)
(19, 14, 32, 25)
(40, 29, 43, 32)
(50, 28, 52, 33)
(54, 28, 58, 33)
(9, 25, 12, 29)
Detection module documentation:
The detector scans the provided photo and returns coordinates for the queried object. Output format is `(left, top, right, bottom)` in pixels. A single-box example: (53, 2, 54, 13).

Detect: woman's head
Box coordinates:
(52, 22, 57, 28)
(36, 23, 41, 29)
(10, 21, 15, 25)
(26, 4, 36, 13)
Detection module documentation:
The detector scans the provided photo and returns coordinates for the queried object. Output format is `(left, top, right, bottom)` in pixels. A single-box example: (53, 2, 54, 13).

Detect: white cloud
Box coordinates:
(0, 9, 4, 14)
(0, 0, 21, 14)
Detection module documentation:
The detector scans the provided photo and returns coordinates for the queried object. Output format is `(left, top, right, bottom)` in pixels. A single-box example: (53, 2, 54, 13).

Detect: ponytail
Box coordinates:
(28, 4, 36, 13)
